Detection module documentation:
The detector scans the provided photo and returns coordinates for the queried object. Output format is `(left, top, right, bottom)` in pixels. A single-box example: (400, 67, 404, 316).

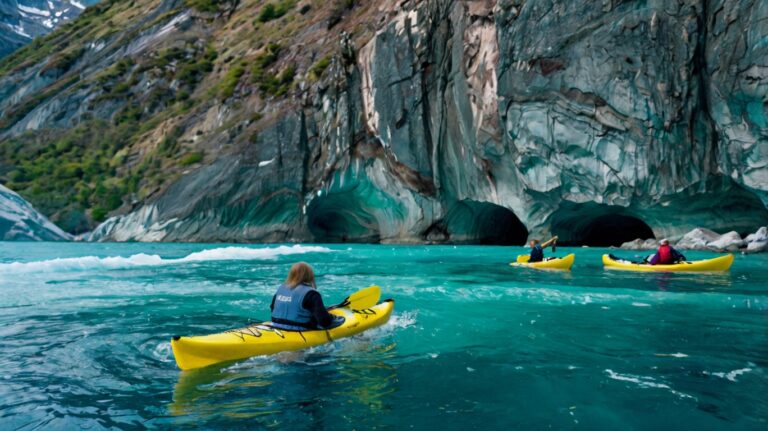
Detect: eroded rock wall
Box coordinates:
(79, 0, 768, 243)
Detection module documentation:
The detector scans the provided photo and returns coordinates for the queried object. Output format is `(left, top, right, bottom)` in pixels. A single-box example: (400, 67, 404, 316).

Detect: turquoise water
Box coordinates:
(0, 243, 766, 430)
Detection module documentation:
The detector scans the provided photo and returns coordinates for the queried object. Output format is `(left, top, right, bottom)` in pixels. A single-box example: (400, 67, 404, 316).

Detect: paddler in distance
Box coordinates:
(270, 262, 344, 330)
(529, 236, 558, 262)
(648, 239, 686, 265)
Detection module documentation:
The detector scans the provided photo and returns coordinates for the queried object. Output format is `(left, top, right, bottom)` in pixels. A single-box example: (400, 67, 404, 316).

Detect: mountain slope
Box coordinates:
(1, 0, 767, 244)
(0, 0, 98, 57)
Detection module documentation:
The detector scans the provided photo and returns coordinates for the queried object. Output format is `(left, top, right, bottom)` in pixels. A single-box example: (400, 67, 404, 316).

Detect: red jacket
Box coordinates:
(656, 244, 673, 264)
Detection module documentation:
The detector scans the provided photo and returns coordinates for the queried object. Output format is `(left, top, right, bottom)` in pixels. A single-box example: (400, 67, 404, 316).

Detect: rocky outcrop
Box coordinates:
(0, 184, 71, 240)
(2, 0, 768, 244)
(621, 226, 768, 253)
(745, 227, 768, 252)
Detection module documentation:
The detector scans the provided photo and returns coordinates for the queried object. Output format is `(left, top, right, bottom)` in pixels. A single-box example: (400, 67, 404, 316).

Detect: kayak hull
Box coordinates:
(511, 253, 575, 270)
(602, 254, 734, 272)
(171, 299, 394, 370)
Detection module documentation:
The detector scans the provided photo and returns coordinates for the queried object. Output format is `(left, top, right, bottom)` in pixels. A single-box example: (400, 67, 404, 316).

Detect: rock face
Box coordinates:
(1, 0, 767, 244)
(0, 184, 71, 240)
(745, 227, 768, 252)
(0, 0, 97, 57)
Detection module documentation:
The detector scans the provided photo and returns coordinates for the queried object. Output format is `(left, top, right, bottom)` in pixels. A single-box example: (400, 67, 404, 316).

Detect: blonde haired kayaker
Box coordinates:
(270, 262, 344, 330)
(529, 236, 558, 262)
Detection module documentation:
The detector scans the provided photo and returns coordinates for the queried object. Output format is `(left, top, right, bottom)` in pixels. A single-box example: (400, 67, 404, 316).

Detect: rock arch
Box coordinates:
(549, 204, 654, 246)
(307, 191, 381, 242)
(425, 200, 528, 245)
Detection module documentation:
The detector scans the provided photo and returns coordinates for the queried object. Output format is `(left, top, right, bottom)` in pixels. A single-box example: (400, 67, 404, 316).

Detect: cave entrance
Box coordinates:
(575, 214, 654, 246)
(550, 204, 654, 246)
(307, 192, 380, 243)
(430, 200, 528, 245)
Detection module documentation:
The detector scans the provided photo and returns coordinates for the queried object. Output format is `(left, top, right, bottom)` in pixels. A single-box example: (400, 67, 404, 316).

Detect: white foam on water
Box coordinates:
(153, 342, 173, 363)
(605, 369, 696, 400)
(705, 367, 752, 382)
(654, 353, 689, 358)
(0, 245, 332, 274)
(386, 310, 418, 330)
(631, 302, 652, 307)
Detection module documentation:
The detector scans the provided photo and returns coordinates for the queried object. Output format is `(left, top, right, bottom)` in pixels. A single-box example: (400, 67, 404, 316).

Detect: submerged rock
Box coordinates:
(0, 184, 71, 241)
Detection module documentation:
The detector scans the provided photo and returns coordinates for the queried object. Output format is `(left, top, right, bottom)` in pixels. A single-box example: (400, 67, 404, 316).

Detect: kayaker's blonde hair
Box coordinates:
(285, 262, 316, 288)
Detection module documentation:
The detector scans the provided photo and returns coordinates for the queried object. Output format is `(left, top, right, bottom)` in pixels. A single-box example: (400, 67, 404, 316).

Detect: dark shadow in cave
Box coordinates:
(307, 192, 380, 243)
(427, 200, 528, 245)
(551, 205, 654, 247)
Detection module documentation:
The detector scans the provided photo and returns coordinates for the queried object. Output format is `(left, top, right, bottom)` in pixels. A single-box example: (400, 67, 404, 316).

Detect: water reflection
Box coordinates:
(169, 341, 398, 428)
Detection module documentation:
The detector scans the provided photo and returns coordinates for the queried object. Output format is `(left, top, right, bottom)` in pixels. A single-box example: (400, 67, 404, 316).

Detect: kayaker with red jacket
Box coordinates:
(649, 239, 686, 265)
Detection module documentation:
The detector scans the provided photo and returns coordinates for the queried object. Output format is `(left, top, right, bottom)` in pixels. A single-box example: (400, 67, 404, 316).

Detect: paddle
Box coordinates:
(516, 255, 530, 263)
(328, 285, 381, 310)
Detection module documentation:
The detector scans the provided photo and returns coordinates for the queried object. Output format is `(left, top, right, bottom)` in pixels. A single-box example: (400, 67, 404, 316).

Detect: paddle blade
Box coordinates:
(330, 285, 381, 310)
(516, 255, 530, 263)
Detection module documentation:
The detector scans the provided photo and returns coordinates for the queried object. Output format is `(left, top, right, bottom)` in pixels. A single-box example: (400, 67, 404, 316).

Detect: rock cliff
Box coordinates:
(0, 184, 72, 240)
(1, 0, 766, 244)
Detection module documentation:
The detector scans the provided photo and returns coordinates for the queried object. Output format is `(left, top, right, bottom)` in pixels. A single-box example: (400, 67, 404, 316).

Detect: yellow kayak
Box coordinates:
(171, 299, 394, 370)
(510, 253, 575, 270)
(602, 254, 734, 272)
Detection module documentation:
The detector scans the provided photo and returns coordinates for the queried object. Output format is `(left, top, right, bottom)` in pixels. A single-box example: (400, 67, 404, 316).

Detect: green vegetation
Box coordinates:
(0, 41, 218, 231)
(248, 43, 295, 97)
(258, 65, 295, 97)
(0, 0, 317, 232)
(309, 55, 331, 80)
(256, 0, 296, 23)
(250, 43, 281, 82)
(185, 0, 222, 13)
(39, 47, 85, 77)
(159, 126, 185, 156)
(178, 47, 217, 86)
(218, 62, 246, 100)
(0, 121, 143, 228)
(179, 151, 204, 166)
(328, 0, 355, 29)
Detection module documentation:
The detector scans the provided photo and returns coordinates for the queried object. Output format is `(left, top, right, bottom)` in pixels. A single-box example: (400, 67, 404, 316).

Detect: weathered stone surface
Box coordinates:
(744, 226, 768, 252)
(3, 0, 768, 245)
(706, 0, 768, 207)
(706, 231, 744, 251)
(675, 227, 723, 250)
(0, 184, 71, 241)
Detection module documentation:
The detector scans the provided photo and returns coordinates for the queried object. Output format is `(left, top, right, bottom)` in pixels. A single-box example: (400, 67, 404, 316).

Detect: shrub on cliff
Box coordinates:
(256, 0, 296, 23)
